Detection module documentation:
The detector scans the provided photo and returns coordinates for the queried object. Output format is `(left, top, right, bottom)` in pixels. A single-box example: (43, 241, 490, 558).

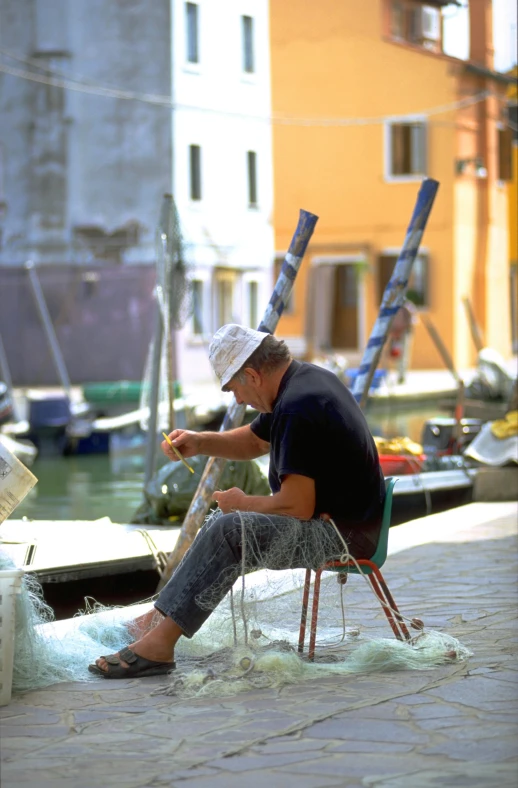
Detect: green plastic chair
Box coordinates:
(298, 477, 411, 660)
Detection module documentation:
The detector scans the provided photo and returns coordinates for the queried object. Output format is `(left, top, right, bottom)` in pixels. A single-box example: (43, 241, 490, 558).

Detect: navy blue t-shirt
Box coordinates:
(250, 360, 385, 548)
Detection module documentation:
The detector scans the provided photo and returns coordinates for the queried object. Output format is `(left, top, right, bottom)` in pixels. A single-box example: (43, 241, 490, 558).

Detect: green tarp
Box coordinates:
(131, 456, 270, 524)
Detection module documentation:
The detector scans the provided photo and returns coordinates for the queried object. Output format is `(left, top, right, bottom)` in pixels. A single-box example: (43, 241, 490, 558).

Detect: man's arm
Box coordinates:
(214, 473, 316, 520)
(161, 424, 269, 463)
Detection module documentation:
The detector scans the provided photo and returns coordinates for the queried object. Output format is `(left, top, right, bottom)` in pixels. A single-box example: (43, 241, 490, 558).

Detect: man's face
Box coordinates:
(225, 369, 271, 412)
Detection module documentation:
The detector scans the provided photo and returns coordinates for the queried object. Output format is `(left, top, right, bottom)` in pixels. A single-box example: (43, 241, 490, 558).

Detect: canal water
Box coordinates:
(13, 404, 442, 523)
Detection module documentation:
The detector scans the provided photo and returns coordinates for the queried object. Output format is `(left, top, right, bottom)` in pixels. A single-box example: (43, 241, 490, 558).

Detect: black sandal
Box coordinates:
(88, 647, 176, 679)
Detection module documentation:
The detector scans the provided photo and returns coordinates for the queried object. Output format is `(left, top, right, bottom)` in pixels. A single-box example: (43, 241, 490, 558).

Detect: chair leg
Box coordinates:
(368, 568, 411, 641)
(375, 570, 411, 641)
(308, 568, 323, 661)
(298, 568, 312, 654)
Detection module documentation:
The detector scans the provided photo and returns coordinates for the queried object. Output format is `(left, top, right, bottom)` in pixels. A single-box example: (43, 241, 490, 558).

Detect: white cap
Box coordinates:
(209, 324, 269, 389)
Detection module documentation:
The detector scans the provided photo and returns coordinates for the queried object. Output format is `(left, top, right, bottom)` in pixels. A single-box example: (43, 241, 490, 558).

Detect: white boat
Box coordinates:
(0, 433, 38, 467)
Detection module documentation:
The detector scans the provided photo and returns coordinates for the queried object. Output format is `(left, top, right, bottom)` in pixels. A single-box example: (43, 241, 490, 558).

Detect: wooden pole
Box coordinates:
(462, 296, 484, 353)
(156, 209, 319, 590)
(421, 316, 461, 384)
(421, 315, 465, 448)
(144, 196, 173, 487)
(25, 261, 72, 399)
(351, 179, 439, 410)
(0, 333, 19, 422)
(453, 379, 465, 449)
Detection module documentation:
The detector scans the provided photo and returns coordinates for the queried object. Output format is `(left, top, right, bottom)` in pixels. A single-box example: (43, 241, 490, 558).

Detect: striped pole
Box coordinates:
(352, 178, 439, 409)
(157, 209, 319, 588)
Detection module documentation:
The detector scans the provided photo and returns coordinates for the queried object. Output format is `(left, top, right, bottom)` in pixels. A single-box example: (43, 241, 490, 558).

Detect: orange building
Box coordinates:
(270, 0, 515, 371)
(507, 66, 518, 353)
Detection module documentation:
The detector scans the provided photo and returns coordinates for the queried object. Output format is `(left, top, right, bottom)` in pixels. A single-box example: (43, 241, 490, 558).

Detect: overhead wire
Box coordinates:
(0, 47, 511, 128)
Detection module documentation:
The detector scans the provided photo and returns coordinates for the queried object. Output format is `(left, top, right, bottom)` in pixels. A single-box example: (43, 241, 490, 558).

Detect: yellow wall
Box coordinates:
(508, 68, 518, 354)
(508, 68, 518, 268)
(270, 0, 513, 369)
(510, 144, 518, 266)
(452, 88, 511, 364)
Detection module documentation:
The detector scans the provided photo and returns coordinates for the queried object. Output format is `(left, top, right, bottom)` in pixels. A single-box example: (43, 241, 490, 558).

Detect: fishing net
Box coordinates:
(154, 631, 471, 700)
(139, 332, 175, 434)
(0, 551, 132, 692)
(139, 194, 192, 432)
(150, 509, 472, 699)
(1, 503, 472, 700)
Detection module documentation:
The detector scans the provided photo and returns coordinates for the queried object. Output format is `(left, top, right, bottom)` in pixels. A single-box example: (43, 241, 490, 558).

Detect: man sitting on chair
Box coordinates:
(89, 324, 385, 679)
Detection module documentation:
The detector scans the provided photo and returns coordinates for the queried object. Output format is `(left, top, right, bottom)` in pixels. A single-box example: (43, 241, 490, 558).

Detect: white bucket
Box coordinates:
(0, 568, 23, 705)
(0, 442, 37, 524)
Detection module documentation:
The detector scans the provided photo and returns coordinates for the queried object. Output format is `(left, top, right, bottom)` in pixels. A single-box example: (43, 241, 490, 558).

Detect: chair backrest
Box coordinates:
(368, 477, 397, 569)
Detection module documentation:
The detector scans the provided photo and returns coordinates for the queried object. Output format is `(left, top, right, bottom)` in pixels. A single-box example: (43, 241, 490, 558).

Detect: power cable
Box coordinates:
(0, 55, 505, 127)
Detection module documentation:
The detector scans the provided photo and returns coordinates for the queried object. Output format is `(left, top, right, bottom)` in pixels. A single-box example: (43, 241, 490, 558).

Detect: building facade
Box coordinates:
(270, 0, 514, 371)
(507, 66, 518, 353)
(171, 0, 274, 384)
(0, 0, 274, 386)
(0, 0, 174, 266)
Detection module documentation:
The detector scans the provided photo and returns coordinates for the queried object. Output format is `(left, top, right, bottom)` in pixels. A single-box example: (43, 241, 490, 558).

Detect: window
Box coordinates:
(378, 252, 429, 307)
(386, 121, 427, 178)
(390, 1, 442, 52)
(497, 126, 513, 181)
(192, 279, 204, 335)
(509, 104, 518, 143)
(186, 3, 199, 64)
(247, 151, 258, 207)
(189, 144, 201, 200)
(214, 268, 237, 327)
(242, 15, 254, 73)
(274, 256, 294, 314)
(248, 280, 258, 329)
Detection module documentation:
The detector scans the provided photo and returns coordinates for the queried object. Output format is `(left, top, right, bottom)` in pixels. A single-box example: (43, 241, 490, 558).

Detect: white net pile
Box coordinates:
(156, 630, 470, 700)
(0, 552, 139, 692)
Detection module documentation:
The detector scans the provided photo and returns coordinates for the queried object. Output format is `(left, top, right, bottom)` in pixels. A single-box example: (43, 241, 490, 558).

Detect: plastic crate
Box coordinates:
(0, 569, 23, 706)
(379, 454, 425, 476)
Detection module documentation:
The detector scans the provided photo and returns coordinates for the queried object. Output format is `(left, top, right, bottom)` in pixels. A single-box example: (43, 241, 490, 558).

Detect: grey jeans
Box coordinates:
(154, 510, 370, 638)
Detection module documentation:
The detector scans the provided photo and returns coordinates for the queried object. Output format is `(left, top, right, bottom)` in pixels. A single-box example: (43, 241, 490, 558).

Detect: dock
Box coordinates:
(0, 517, 180, 583)
(1, 462, 516, 614)
(0, 518, 180, 616)
(1, 501, 516, 787)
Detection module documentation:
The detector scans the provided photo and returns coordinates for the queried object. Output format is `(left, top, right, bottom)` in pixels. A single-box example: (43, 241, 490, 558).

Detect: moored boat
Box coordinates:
(0, 433, 37, 467)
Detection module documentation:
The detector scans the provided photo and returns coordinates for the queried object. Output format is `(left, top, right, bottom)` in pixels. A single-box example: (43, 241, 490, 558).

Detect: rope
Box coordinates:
(239, 512, 249, 646)
(229, 588, 238, 647)
(136, 529, 169, 580)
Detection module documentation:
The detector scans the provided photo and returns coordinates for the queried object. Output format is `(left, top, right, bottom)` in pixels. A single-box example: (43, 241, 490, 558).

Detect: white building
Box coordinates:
(0, 0, 274, 386)
(171, 0, 274, 384)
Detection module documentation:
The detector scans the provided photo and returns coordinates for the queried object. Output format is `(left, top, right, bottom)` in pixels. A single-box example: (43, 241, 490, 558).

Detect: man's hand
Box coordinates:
(213, 487, 248, 514)
(161, 429, 200, 462)
(214, 475, 315, 519)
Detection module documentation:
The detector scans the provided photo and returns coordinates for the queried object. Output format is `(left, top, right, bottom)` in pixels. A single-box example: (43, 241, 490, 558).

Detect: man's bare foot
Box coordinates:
(127, 605, 163, 639)
(95, 616, 182, 674)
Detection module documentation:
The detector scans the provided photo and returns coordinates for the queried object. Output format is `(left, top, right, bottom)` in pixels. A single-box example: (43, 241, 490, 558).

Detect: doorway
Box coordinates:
(309, 258, 363, 353)
(331, 263, 359, 349)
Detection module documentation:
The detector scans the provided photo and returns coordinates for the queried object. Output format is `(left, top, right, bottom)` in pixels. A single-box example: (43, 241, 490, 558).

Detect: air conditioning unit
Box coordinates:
(421, 6, 441, 41)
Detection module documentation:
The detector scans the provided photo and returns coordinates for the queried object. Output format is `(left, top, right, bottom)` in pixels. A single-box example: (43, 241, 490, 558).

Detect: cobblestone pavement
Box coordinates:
(1, 503, 517, 788)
